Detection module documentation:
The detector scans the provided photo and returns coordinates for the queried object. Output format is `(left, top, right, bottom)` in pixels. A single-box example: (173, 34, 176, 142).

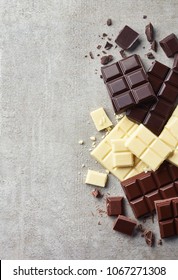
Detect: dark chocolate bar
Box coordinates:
(115, 25, 139, 50)
(159, 33, 178, 57)
(113, 215, 137, 235)
(121, 162, 178, 218)
(126, 60, 178, 135)
(101, 54, 156, 113)
(155, 198, 178, 238)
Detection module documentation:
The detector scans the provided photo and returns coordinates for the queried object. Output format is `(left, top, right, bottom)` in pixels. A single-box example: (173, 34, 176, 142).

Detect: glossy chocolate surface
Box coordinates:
(101, 54, 156, 113)
(106, 196, 124, 216)
(113, 215, 137, 235)
(121, 162, 178, 218)
(159, 33, 178, 57)
(115, 25, 139, 50)
(126, 60, 178, 135)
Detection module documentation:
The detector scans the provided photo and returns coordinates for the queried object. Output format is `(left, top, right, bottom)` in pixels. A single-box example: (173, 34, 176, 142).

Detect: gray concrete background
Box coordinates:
(0, 0, 178, 259)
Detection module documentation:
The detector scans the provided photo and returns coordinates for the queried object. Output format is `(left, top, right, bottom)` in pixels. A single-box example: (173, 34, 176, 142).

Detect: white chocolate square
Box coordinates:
(111, 139, 134, 167)
(85, 169, 107, 187)
(90, 107, 112, 131)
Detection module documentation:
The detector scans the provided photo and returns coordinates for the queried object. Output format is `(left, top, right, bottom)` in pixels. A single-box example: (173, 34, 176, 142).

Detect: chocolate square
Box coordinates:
(160, 33, 178, 57)
(106, 197, 124, 216)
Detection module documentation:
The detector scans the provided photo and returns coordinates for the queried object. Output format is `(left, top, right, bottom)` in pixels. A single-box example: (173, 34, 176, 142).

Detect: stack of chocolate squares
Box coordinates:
(91, 25, 178, 239)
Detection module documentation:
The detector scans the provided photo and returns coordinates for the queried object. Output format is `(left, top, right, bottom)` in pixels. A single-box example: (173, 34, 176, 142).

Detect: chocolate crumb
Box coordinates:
(143, 15, 147, 19)
(115, 45, 118, 48)
(103, 33, 107, 37)
(143, 230, 154, 247)
(145, 22, 154, 42)
(108, 37, 112, 41)
(107, 18, 112, 26)
(92, 188, 101, 198)
(89, 51, 94, 59)
(85, 55, 88, 57)
(102, 50, 107, 54)
(91, 211, 94, 216)
(104, 41, 113, 50)
(97, 45, 102, 49)
(97, 54, 100, 56)
(98, 221, 101, 225)
(158, 239, 162, 246)
(137, 224, 144, 232)
(151, 40, 157, 52)
(143, 46, 145, 49)
(100, 75, 103, 79)
(101, 55, 113, 65)
(120, 49, 127, 58)
(146, 52, 155, 59)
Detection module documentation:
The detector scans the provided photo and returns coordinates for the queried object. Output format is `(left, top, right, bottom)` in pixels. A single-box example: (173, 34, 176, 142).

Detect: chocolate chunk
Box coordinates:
(121, 162, 178, 218)
(173, 53, 178, 72)
(137, 224, 144, 232)
(113, 215, 137, 235)
(145, 22, 154, 42)
(146, 52, 155, 59)
(100, 55, 113, 65)
(158, 239, 162, 245)
(92, 188, 101, 198)
(107, 19, 112, 26)
(143, 230, 154, 247)
(102, 50, 107, 54)
(97, 54, 100, 56)
(103, 33, 107, 37)
(101, 54, 156, 113)
(143, 15, 147, 19)
(126, 60, 178, 135)
(120, 49, 127, 58)
(115, 25, 139, 50)
(159, 33, 178, 57)
(155, 197, 178, 238)
(104, 41, 113, 50)
(89, 51, 94, 59)
(151, 40, 157, 52)
(106, 196, 124, 216)
(97, 45, 102, 49)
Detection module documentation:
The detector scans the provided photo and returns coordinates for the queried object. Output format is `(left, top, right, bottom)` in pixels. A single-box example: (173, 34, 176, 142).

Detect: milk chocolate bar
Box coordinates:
(101, 54, 156, 113)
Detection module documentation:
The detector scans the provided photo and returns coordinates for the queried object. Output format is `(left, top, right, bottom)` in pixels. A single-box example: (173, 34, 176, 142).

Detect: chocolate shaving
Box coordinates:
(120, 49, 127, 58)
(92, 188, 101, 198)
(145, 22, 154, 42)
(151, 40, 157, 52)
(104, 41, 113, 50)
(89, 51, 94, 59)
(143, 230, 155, 247)
(102, 33, 107, 37)
(146, 52, 155, 59)
(100, 75, 103, 79)
(101, 55, 113, 65)
(97, 45, 102, 49)
(107, 19, 112, 26)
(102, 50, 107, 54)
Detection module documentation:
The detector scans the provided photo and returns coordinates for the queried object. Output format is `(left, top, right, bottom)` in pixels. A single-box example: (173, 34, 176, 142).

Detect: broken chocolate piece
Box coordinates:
(145, 22, 154, 42)
(115, 25, 139, 50)
(143, 15, 147, 19)
(159, 33, 178, 57)
(97, 45, 102, 49)
(103, 33, 107, 37)
(89, 51, 94, 59)
(104, 41, 113, 50)
(146, 52, 155, 59)
(107, 19, 112, 26)
(92, 188, 101, 198)
(106, 196, 124, 216)
(120, 49, 127, 58)
(113, 215, 137, 236)
(151, 40, 157, 52)
(143, 230, 154, 247)
(100, 55, 113, 65)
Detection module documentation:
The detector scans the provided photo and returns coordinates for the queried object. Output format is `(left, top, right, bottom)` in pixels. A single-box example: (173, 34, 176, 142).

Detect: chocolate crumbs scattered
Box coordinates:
(151, 40, 157, 52)
(92, 188, 101, 198)
(143, 15, 147, 19)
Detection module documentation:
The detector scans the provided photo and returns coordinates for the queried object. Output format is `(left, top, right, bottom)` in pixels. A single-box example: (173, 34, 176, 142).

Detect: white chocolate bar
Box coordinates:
(85, 169, 107, 187)
(90, 107, 112, 131)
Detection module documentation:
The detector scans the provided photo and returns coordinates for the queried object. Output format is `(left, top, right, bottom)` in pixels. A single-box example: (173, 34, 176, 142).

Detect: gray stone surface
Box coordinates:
(0, 0, 178, 259)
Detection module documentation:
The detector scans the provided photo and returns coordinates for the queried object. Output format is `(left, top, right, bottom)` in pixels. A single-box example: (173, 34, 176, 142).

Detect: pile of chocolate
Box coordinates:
(88, 21, 178, 244)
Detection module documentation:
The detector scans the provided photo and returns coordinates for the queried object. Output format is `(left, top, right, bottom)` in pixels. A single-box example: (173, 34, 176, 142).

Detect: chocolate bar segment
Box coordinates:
(173, 53, 178, 73)
(113, 215, 137, 235)
(115, 25, 139, 50)
(155, 198, 178, 238)
(101, 55, 156, 113)
(126, 60, 178, 135)
(106, 197, 124, 216)
(121, 162, 178, 218)
(159, 33, 178, 57)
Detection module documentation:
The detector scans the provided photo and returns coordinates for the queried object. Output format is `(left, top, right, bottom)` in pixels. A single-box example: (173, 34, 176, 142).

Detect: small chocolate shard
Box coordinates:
(104, 41, 113, 50)
(120, 49, 127, 58)
(145, 22, 154, 42)
(97, 54, 100, 56)
(100, 75, 103, 79)
(89, 51, 94, 59)
(103, 33, 107, 37)
(97, 45, 102, 49)
(151, 40, 157, 52)
(143, 15, 147, 19)
(107, 18, 112, 26)
(137, 224, 144, 232)
(143, 230, 154, 247)
(158, 239, 163, 245)
(92, 188, 101, 198)
(84, 55, 88, 58)
(146, 52, 155, 59)
(102, 50, 107, 54)
(100, 55, 113, 65)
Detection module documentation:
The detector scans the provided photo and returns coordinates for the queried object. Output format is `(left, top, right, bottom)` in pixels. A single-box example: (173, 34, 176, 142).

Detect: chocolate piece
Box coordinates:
(104, 41, 113, 50)
(151, 40, 157, 52)
(155, 197, 178, 238)
(127, 60, 178, 135)
(146, 52, 155, 59)
(101, 55, 113, 65)
(89, 51, 94, 59)
(159, 33, 178, 57)
(101, 54, 156, 113)
(158, 239, 162, 245)
(173, 53, 178, 73)
(115, 25, 139, 50)
(143, 15, 147, 19)
(106, 196, 124, 216)
(107, 19, 112, 26)
(103, 33, 107, 37)
(120, 49, 127, 58)
(145, 22, 154, 42)
(92, 188, 101, 198)
(113, 215, 137, 235)
(102, 51, 107, 54)
(97, 45, 102, 49)
(121, 162, 178, 218)
(143, 230, 154, 247)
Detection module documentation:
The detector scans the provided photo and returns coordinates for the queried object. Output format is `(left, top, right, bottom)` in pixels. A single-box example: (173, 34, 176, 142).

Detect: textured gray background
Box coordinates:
(0, 0, 178, 260)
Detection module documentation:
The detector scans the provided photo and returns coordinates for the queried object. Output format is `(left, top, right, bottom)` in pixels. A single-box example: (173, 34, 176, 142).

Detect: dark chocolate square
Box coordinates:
(106, 197, 124, 216)
(160, 33, 178, 57)
(160, 184, 178, 199)
(113, 215, 137, 235)
(138, 173, 157, 194)
(107, 77, 129, 97)
(120, 55, 141, 74)
(159, 219, 175, 238)
(122, 180, 142, 201)
(156, 200, 173, 221)
(145, 190, 162, 212)
(130, 197, 149, 218)
(115, 25, 139, 50)
(101, 63, 122, 83)
(172, 198, 178, 217)
(113, 91, 135, 111)
(126, 69, 147, 88)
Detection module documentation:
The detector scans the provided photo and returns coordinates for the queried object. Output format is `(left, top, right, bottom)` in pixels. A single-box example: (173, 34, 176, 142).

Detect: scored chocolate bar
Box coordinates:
(101, 54, 156, 113)
(127, 60, 178, 135)
(121, 162, 178, 218)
